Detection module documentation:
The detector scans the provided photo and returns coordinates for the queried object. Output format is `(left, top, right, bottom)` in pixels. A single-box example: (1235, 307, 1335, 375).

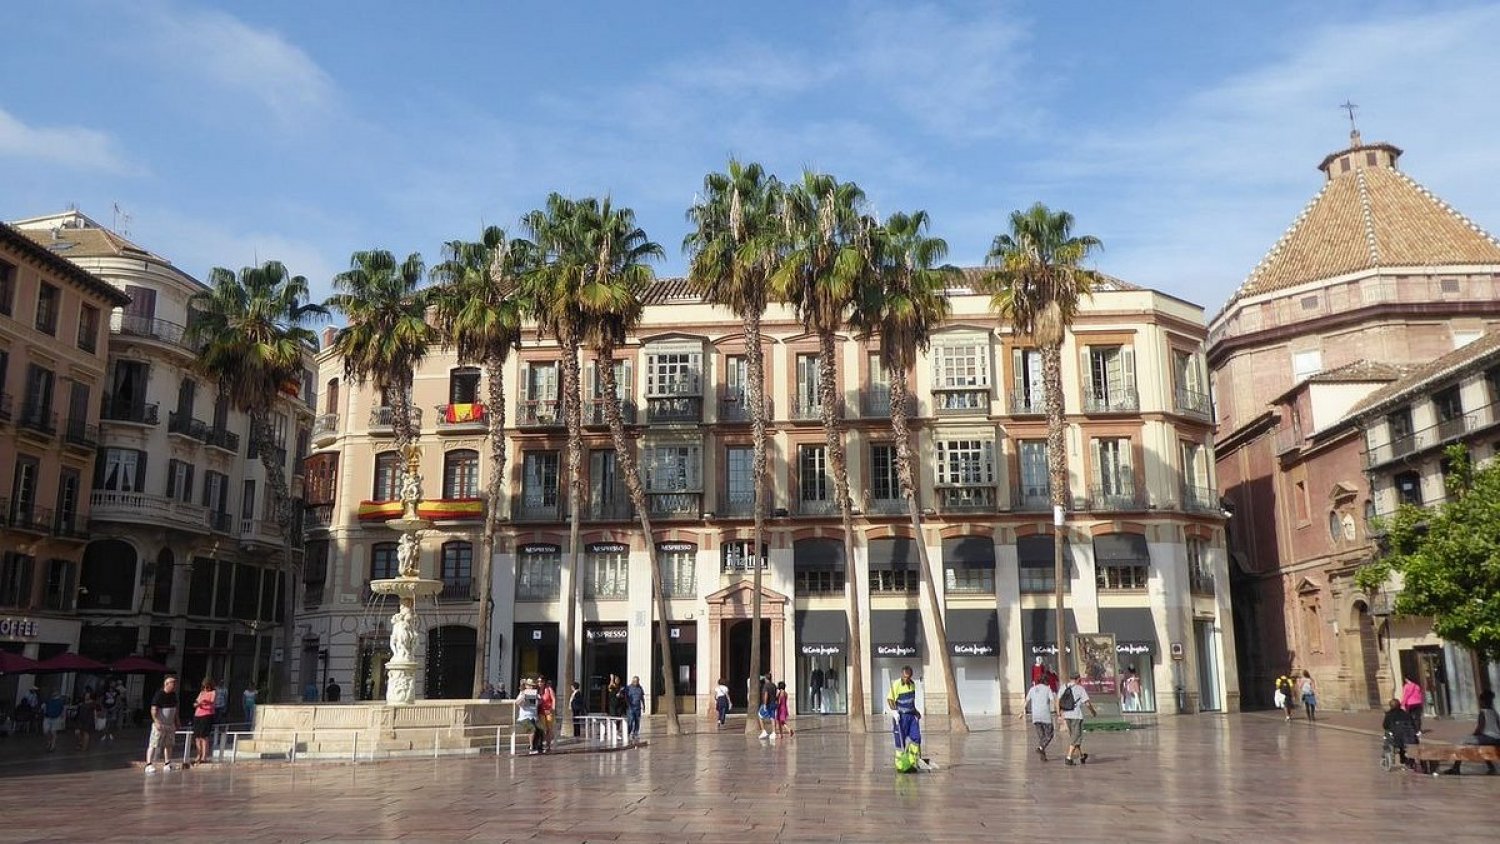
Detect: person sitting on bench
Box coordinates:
(1382, 698, 1419, 767)
(1446, 689, 1500, 776)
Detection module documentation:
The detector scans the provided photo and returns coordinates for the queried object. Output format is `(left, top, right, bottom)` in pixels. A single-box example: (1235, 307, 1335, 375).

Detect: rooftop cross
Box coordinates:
(1339, 100, 1359, 131)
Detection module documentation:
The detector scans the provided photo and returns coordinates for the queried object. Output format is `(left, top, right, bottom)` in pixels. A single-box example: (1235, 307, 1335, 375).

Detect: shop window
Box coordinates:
(516, 545, 561, 601)
(585, 546, 629, 599)
(721, 540, 768, 572)
(658, 543, 697, 598)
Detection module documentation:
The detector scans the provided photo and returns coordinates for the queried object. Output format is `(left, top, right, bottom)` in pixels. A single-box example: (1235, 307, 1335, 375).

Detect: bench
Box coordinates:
(1407, 743, 1500, 772)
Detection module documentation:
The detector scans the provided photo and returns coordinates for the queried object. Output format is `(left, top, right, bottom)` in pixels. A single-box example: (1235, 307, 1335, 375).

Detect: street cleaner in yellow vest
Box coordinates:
(889, 665, 934, 772)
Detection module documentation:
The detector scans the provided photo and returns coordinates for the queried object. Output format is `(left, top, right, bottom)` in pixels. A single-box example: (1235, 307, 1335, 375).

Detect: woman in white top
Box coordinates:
(714, 679, 731, 728)
(1446, 689, 1500, 775)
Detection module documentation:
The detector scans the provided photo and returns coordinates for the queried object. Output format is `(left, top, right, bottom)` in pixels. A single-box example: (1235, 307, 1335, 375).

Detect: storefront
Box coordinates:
(650, 622, 698, 714)
(582, 623, 628, 712)
(512, 622, 559, 692)
(871, 608, 923, 714)
(2, 615, 82, 703)
(1100, 607, 1160, 713)
(946, 608, 1001, 714)
(1021, 608, 1078, 684)
(794, 609, 847, 714)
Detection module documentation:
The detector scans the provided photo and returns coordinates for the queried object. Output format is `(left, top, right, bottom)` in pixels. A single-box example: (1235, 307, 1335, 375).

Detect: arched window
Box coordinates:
(371, 542, 399, 581)
(443, 450, 480, 499)
(373, 451, 401, 501)
(1328, 511, 1341, 542)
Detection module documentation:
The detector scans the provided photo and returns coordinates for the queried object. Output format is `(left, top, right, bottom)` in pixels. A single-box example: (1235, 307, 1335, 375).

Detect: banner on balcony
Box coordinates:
(356, 499, 483, 522)
(444, 403, 484, 424)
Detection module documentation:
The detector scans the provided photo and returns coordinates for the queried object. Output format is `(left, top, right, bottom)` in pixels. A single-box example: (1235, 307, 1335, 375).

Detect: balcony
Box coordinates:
(167, 411, 210, 442)
(1010, 484, 1051, 512)
(1275, 423, 1305, 456)
(647, 491, 701, 518)
(718, 491, 757, 518)
(859, 389, 916, 419)
(717, 391, 770, 424)
(1087, 481, 1145, 512)
(586, 398, 638, 426)
(864, 494, 906, 516)
(90, 490, 212, 532)
(0, 393, 12, 423)
(312, 413, 339, 446)
(368, 405, 423, 433)
(437, 402, 488, 432)
(112, 313, 200, 354)
(52, 511, 87, 540)
(62, 418, 99, 450)
(797, 498, 839, 517)
(1174, 387, 1213, 421)
(1181, 484, 1219, 514)
(239, 519, 284, 545)
(1189, 566, 1217, 597)
(1436, 413, 1473, 442)
(938, 485, 997, 513)
(101, 395, 159, 425)
(7, 504, 52, 534)
(207, 511, 234, 534)
(304, 503, 334, 530)
(933, 387, 990, 416)
(646, 395, 703, 424)
(438, 577, 478, 602)
(1008, 389, 1044, 416)
(17, 405, 57, 440)
(791, 397, 844, 421)
(1082, 385, 1139, 414)
(517, 399, 562, 428)
(205, 426, 240, 454)
(513, 498, 561, 522)
(588, 499, 635, 521)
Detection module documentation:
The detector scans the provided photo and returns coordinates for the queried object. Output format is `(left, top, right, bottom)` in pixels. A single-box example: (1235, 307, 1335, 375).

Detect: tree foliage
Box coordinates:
(1356, 445, 1500, 661)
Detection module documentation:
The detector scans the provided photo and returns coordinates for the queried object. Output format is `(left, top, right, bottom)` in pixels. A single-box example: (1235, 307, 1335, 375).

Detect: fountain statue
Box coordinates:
(368, 442, 443, 704)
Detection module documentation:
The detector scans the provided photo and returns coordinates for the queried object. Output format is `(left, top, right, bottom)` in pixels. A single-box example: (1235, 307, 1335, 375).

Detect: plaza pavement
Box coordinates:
(0, 713, 1494, 842)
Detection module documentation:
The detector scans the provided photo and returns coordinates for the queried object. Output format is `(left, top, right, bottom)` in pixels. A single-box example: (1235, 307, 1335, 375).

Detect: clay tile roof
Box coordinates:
(1346, 330, 1500, 419)
(1304, 360, 1415, 384)
(641, 276, 698, 304)
(0, 222, 131, 306)
(649, 267, 1141, 306)
(1227, 139, 1500, 309)
(955, 266, 1139, 293)
(18, 223, 162, 262)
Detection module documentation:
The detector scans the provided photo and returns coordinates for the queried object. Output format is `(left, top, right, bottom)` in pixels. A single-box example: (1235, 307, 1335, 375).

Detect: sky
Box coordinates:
(3, 0, 1499, 317)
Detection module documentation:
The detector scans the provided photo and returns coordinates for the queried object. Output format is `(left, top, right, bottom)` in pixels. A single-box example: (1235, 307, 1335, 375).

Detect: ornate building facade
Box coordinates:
(301, 275, 1237, 718)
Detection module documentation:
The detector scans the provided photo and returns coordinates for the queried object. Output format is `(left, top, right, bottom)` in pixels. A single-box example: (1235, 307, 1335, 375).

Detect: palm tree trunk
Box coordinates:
(249, 409, 297, 702)
(389, 375, 418, 452)
(890, 365, 967, 731)
(1042, 342, 1069, 680)
(745, 309, 767, 734)
(597, 341, 681, 735)
(819, 331, 866, 732)
(472, 358, 507, 697)
(559, 337, 585, 717)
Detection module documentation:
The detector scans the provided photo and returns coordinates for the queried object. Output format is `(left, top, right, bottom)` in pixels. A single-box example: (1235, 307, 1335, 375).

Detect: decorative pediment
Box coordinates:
(1327, 482, 1359, 503)
(704, 580, 789, 608)
(1294, 576, 1322, 596)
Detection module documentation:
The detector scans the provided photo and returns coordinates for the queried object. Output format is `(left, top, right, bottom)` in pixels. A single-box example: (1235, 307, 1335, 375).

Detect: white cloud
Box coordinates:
(1046, 3, 1500, 309)
(126, 1, 337, 126)
(0, 107, 132, 173)
(130, 207, 344, 301)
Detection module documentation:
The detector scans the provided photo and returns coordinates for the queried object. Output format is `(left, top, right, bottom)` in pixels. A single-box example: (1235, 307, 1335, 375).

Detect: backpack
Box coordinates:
(1059, 685, 1077, 712)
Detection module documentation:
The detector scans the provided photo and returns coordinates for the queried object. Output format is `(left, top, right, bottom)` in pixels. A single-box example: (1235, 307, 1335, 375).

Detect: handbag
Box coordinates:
(94, 716, 107, 731)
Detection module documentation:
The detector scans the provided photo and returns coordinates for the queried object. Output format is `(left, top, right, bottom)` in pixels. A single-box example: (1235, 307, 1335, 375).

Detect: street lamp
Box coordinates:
(238, 619, 278, 700)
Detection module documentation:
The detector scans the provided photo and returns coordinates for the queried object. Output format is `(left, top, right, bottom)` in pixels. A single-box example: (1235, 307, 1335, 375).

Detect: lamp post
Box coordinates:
(238, 619, 277, 702)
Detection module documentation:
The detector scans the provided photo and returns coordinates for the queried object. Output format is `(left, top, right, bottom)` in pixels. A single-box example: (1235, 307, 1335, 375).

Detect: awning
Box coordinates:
(792, 538, 844, 571)
(867, 537, 917, 571)
(33, 652, 107, 673)
(946, 608, 1000, 657)
(1017, 535, 1064, 566)
(109, 655, 172, 673)
(1094, 533, 1150, 564)
(0, 651, 40, 673)
(1021, 608, 1078, 653)
(795, 610, 847, 644)
(1098, 607, 1160, 650)
(942, 536, 995, 568)
(871, 609, 923, 658)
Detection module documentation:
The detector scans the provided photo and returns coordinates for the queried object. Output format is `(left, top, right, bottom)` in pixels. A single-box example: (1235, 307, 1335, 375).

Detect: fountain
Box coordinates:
(368, 443, 443, 705)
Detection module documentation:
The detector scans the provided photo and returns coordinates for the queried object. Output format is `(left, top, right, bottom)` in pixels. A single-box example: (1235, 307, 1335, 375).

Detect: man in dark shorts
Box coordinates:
(145, 677, 180, 774)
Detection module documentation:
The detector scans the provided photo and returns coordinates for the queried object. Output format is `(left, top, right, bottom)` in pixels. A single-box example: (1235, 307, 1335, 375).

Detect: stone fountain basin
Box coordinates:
(369, 577, 444, 600)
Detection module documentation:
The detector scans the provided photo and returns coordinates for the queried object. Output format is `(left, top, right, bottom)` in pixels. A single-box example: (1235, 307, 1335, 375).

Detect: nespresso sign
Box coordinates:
(520, 543, 560, 555)
(657, 542, 696, 553)
(588, 543, 630, 554)
(585, 627, 628, 642)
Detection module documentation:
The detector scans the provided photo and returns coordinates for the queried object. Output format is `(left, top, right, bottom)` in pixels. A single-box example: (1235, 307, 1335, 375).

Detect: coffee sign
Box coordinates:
(0, 618, 39, 639)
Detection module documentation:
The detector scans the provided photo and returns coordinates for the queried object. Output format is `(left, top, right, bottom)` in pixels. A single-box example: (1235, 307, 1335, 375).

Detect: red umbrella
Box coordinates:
(0, 651, 39, 673)
(109, 655, 172, 674)
(32, 652, 107, 673)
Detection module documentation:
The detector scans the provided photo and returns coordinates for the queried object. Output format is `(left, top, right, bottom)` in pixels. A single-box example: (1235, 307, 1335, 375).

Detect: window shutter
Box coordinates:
(184, 465, 194, 501)
(585, 361, 597, 399)
(518, 366, 530, 403)
(977, 344, 991, 386)
(1119, 439, 1135, 485)
(589, 451, 605, 507)
(620, 360, 632, 400)
(1011, 348, 1024, 406)
(983, 440, 995, 483)
(1122, 347, 1136, 391)
(134, 451, 147, 493)
(1089, 439, 1102, 489)
(1080, 346, 1093, 398)
(165, 460, 178, 498)
(688, 445, 702, 490)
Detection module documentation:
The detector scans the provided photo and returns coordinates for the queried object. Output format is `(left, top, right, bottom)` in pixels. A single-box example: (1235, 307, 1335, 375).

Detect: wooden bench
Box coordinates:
(1407, 743, 1500, 772)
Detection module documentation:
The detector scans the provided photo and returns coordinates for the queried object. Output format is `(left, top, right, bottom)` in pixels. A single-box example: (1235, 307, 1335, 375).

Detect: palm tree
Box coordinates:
(188, 260, 325, 700)
(327, 250, 435, 452)
(431, 227, 534, 697)
(985, 203, 1102, 681)
(685, 159, 781, 732)
(768, 171, 872, 732)
(565, 197, 682, 734)
(516, 194, 595, 714)
(853, 210, 967, 731)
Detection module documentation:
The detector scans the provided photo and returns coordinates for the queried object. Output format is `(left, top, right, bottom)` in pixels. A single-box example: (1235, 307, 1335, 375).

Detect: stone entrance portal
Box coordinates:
(705, 581, 788, 711)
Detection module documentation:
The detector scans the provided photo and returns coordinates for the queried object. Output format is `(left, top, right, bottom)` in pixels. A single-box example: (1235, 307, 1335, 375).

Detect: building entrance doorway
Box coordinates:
(425, 625, 476, 699)
(723, 619, 771, 709)
(1353, 601, 1382, 708)
(1401, 646, 1451, 717)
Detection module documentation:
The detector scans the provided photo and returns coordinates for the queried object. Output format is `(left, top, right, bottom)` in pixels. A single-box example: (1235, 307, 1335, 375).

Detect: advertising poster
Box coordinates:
(1072, 633, 1119, 697)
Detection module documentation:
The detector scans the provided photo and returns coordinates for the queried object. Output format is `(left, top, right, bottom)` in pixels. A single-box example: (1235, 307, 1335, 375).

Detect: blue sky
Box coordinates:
(3, 0, 1499, 315)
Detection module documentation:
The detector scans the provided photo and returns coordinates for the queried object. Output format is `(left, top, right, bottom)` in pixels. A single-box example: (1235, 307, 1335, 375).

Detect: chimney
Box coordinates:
(322, 326, 338, 349)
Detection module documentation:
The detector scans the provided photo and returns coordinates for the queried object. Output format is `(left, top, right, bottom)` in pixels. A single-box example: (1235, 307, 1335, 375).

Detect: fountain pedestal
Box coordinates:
(369, 444, 441, 706)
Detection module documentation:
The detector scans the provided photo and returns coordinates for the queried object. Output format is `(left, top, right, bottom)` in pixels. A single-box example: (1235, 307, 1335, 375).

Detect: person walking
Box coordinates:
(324, 678, 342, 702)
(242, 680, 258, 727)
(41, 690, 66, 751)
(1273, 675, 1295, 721)
(887, 665, 925, 770)
(714, 678, 730, 729)
(100, 683, 118, 744)
(1400, 675, 1425, 734)
(775, 681, 792, 738)
(538, 677, 556, 752)
(1059, 672, 1097, 766)
(1022, 674, 1057, 760)
(75, 693, 102, 752)
(191, 679, 216, 764)
(516, 679, 543, 755)
(1445, 689, 1500, 775)
(624, 676, 645, 742)
(757, 674, 778, 740)
(606, 674, 623, 716)
(144, 676, 180, 774)
(569, 681, 586, 738)
(1298, 671, 1317, 721)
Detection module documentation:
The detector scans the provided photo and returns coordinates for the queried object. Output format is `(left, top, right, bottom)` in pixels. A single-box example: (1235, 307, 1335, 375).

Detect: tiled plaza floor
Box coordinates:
(0, 714, 1495, 842)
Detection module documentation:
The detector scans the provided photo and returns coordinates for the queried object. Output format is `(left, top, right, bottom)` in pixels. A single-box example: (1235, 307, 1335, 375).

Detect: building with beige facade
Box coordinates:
(1209, 130, 1500, 711)
(301, 274, 1236, 718)
(8, 211, 317, 707)
(0, 220, 130, 703)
